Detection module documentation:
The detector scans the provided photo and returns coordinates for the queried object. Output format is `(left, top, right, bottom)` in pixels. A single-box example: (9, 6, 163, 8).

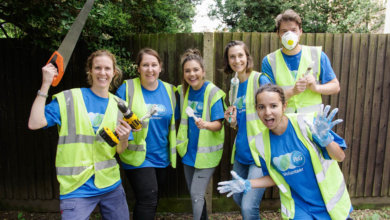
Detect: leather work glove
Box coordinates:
(305, 104, 343, 148)
(217, 170, 251, 197)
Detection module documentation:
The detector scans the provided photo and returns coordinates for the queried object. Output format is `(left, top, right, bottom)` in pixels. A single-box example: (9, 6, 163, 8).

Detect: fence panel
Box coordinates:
(1, 32, 390, 212)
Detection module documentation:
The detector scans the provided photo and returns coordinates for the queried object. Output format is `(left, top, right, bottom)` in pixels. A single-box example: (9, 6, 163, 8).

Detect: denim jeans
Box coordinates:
(233, 160, 266, 220)
(60, 184, 129, 220)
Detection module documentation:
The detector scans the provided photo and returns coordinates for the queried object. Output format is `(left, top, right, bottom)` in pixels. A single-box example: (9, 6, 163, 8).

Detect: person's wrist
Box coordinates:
(322, 133, 334, 147)
(37, 90, 48, 98)
(243, 179, 251, 194)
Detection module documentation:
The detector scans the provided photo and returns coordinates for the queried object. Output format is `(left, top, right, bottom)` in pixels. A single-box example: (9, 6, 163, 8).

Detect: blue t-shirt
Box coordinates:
(259, 119, 347, 219)
(44, 88, 123, 199)
(260, 49, 336, 85)
(181, 82, 225, 167)
(116, 80, 175, 169)
(234, 76, 267, 165)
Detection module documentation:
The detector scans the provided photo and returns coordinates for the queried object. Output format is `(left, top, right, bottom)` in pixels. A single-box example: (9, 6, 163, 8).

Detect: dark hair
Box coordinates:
(85, 50, 122, 92)
(180, 48, 205, 95)
(275, 9, 302, 32)
(135, 48, 163, 72)
(255, 84, 286, 106)
(223, 40, 253, 74)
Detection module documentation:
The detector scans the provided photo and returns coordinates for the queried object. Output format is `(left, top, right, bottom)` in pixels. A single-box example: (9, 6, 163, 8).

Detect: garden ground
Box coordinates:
(1, 208, 390, 220)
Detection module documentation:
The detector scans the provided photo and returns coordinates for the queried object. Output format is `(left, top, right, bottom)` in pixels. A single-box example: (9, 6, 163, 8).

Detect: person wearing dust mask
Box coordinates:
(260, 9, 340, 114)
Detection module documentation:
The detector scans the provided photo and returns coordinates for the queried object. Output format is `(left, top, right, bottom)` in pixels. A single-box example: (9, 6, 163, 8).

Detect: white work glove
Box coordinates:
(305, 104, 343, 148)
(217, 171, 251, 197)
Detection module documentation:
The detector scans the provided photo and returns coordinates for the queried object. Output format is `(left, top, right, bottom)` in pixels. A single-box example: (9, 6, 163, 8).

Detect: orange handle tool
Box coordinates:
(46, 51, 64, 87)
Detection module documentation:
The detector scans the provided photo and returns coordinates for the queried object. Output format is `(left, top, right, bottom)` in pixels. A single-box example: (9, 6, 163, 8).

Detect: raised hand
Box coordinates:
(305, 104, 343, 148)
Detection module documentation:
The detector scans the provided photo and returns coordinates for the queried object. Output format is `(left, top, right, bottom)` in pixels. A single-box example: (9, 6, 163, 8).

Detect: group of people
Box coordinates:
(28, 9, 352, 220)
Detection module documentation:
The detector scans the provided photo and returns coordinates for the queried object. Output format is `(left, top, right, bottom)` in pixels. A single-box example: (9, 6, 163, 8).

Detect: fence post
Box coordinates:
(203, 32, 215, 214)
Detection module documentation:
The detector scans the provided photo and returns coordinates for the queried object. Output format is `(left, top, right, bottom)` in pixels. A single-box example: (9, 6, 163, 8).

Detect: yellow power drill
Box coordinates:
(99, 98, 142, 147)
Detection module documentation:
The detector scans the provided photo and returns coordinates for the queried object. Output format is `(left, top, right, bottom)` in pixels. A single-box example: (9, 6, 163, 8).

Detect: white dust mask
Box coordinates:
(281, 31, 299, 50)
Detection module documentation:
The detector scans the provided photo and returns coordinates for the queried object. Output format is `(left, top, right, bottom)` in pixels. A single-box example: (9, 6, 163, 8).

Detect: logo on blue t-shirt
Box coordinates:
(188, 100, 203, 117)
(273, 150, 305, 173)
(234, 95, 246, 113)
(146, 104, 166, 119)
(88, 112, 104, 131)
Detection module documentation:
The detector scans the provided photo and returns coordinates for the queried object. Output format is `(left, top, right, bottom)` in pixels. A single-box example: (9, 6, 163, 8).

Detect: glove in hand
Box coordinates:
(305, 104, 343, 148)
(217, 171, 251, 197)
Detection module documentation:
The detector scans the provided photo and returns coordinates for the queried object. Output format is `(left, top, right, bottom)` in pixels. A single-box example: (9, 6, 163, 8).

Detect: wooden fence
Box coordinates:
(0, 32, 390, 212)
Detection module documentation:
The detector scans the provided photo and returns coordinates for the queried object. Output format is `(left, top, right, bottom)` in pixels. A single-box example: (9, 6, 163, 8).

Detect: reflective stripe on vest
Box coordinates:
(58, 90, 96, 145)
(230, 71, 264, 166)
(269, 46, 320, 82)
(281, 204, 292, 219)
(178, 84, 223, 154)
(296, 114, 347, 212)
(56, 90, 118, 177)
(255, 113, 350, 219)
(269, 46, 322, 113)
(122, 78, 177, 168)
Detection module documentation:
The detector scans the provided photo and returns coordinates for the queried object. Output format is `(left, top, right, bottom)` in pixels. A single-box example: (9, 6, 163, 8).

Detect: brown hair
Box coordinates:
(223, 40, 253, 75)
(180, 48, 205, 95)
(255, 84, 286, 106)
(275, 9, 302, 32)
(85, 50, 122, 92)
(135, 48, 163, 72)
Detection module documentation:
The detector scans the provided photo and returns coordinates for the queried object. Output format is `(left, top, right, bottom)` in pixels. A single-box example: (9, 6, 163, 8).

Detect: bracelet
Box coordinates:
(37, 90, 48, 98)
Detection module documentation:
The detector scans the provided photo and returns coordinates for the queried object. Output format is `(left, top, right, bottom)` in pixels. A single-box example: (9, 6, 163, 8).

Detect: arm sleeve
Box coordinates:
(260, 56, 276, 84)
(316, 130, 347, 160)
(259, 156, 270, 176)
(211, 99, 225, 121)
(44, 98, 61, 128)
(319, 52, 336, 84)
(115, 83, 127, 100)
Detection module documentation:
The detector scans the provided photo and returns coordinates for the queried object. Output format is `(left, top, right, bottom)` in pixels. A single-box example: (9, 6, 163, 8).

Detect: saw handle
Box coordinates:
(46, 51, 64, 87)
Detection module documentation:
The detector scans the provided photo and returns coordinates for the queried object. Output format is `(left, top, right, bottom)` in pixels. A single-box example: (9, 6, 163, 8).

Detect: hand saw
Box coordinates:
(47, 0, 95, 86)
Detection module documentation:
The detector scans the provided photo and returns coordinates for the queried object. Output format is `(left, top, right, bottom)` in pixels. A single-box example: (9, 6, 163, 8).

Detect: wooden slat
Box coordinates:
(356, 34, 377, 197)
(259, 33, 271, 72)
(341, 34, 360, 185)
(364, 34, 383, 197)
(349, 34, 369, 196)
(322, 33, 334, 105)
(232, 32, 242, 41)
(381, 35, 390, 196)
(149, 33, 159, 51)
(330, 34, 343, 121)
(370, 34, 387, 197)
(306, 33, 315, 46)
(270, 33, 279, 53)
(251, 32, 261, 71)
(242, 32, 251, 51)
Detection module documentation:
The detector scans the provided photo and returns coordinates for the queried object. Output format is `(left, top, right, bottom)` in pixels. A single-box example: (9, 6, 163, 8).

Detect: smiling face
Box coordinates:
(256, 91, 287, 133)
(90, 55, 114, 91)
(183, 60, 205, 90)
(138, 54, 161, 88)
(227, 45, 248, 75)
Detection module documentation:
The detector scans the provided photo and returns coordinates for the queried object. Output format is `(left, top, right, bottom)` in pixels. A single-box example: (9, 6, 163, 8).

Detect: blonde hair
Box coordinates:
(85, 50, 122, 92)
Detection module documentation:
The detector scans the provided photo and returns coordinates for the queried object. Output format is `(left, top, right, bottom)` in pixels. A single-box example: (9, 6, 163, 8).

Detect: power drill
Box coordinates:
(99, 98, 142, 147)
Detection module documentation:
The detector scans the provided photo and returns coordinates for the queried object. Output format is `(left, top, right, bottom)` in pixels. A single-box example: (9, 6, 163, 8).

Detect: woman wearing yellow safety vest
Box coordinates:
(28, 50, 131, 219)
(223, 40, 269, 219)
(115, 48, 177, 220)
(218, 84, 353, 219)
(176, 49, 226, 219)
